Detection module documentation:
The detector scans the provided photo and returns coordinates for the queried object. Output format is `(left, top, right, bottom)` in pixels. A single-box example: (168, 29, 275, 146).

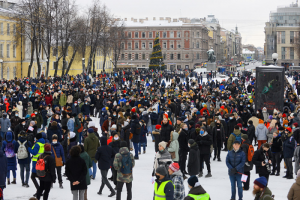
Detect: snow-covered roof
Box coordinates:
(0, 7, 15, 14)
(123, 20, 203, 28)
(243, 49, 255, 54)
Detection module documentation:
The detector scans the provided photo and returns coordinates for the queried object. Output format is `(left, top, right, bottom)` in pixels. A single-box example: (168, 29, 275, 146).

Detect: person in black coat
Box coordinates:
(121, 121, 131, 150)
(178, 124, 189, 176)
(187, 139, 200, 176)
(47, 121, 61, 143)
(0, 149, 7, 198)
(65, 145, 87, 200)
(270, 131, 282, 176)
(196, 126, 212, 178)
(14, 119, 26, 140)
(36, 143, 56, 200)
(212, 120, 225, 161)
(130, 115, 140, 159)
(241, 134, 253, 191)
(95, 137, 116, 197)
(247, 120, 255, 145)
(252, 143, 272, 181)
(160, 117, 174, 143)
(109, 132, 120, 186)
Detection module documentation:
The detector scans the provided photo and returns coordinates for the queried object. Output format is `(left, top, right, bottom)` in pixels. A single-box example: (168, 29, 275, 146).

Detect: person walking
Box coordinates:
(187, 139, 200, 177)
(270, 131, 282, 176)
(0, 148, 7, 199)
(255, 119, 268, 149)
(113, 141, 135, 200)
(109, 132, 120, 187)
(226, 140, 246, 200)
(184, 175, 210, 200)
(95, 136, 116, 197)
(65, 145, 87, 200)
(50, 134, 65, 189)
(212, 119, 225, 161)
(154, 166, 174, 200)
(178, 124, 189, 176)
(252, 177, 273, 200)
(168, 162, 185, 200)
(241, 134, 253, 191)
(84, 128, 100, 180)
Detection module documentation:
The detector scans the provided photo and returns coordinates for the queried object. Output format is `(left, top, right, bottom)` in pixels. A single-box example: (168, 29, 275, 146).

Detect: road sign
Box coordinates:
(247, 56, 252, 59)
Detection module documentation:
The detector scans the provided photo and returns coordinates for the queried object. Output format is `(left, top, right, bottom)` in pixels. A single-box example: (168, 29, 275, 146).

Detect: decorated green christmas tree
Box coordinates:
(149, 32, 165, 70)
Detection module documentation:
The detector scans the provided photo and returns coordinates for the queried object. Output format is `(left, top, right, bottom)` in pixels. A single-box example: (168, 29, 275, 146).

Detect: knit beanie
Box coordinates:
(237, 123, 242, 129)
(254, 177, 267, 188)
(188, 175, 199, 187)
(158, 141, 167, 149)
(44, 143, 51, 153)
(188, 139, 195, 145)
(88, 128, 94, 133)
(156, 166, 167, 176)
(259, 119, 264, 124)
(155, 125, 161, 130)
(241, 134, 248, 140)
(36, 133, 42, 140)
(286, 127, 292, 133)
(169, 162, 180, 172)
(120, 141, 127, 148)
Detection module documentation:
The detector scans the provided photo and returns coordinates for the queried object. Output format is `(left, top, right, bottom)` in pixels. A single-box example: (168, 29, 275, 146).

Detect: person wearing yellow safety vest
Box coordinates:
(184, 175, 210, 200)
(154, 166, 174, 200)
(27, 132, 45, 197)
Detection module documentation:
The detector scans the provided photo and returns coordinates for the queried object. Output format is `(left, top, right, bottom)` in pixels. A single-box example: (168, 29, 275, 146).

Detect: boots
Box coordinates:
(270, 172, 276, 175)
(198, 172, 203, 177)
(217, 157, 221, 162)
(108, 190, 116, 197)
(7, 178, 10, 185)
(11, 178, 16, 184)
(275, 172, 280, 176)
(143, 150, 146, 154)
(205, 172, 212, 178)
(59, 182, 63, 189)
(213, 156, 216, 161)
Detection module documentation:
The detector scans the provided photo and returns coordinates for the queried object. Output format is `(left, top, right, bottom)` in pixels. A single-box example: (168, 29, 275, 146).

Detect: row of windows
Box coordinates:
(123, 41, 182, 50)
(128, 31, 181, 39)
(120, 53, 202, 60)
(282, 47, 294, 60)
(0, 23, 16, 36)
(277, 31, 298, 44)
(0, 43, 17, 58)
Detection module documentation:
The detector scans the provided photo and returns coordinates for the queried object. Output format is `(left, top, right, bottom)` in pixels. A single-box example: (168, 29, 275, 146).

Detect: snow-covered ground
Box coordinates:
(4, 117, 295, 200)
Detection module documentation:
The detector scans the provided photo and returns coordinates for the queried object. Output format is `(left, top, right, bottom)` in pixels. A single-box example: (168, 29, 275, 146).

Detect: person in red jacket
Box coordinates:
(45, 93, 53, 106)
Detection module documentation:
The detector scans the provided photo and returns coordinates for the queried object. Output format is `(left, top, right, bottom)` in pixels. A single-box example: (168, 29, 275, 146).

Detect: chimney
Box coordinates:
(131, 17, 134, 21)
(166, 17, 171, 23)
(145, 17, 148, 21)
(173, 19, 178, 22)
(160, 17, 164, 20)
(134, 19, 137, 22)
(124, 18, 127, 21)
(139, 19, 144, 23)
(153, 17, 156, 21)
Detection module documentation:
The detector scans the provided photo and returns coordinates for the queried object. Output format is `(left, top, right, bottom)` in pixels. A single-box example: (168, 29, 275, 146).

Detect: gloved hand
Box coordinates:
(231, 168, 237, 174)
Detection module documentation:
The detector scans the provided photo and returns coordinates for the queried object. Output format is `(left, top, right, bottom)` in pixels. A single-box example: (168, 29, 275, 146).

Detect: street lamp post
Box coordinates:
(272, 53, 278, 66)
(82, 58, 85, 73)
(159, 59, 161, 71)
(0, 59, 3, 80)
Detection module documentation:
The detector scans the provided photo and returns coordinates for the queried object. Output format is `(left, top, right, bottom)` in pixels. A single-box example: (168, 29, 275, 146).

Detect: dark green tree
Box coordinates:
(149, 32, 165, 70)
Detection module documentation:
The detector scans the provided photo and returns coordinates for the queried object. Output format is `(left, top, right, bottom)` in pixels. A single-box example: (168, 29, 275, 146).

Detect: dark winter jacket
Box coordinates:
(178, 129, 189, 152)
(160, 122, 174, 142)
(66, 155, 87, 190)
(139, 124, 147, 144)
(241, 139, 253, 172)
(271, 135, 282, 153)
(95, 137, 115, 170)
(14, 123, 26, 140)
(81, 103, 90, 116)
(196, 131, 212, 155)
(80, 151, 92, 186)
(38, 152, 56, 183)
(47, 125, 61, 143)
(0, 149, 7, 187)
(226, 148, 246, 176)
(84, 132, 100, 163)
(2, 132, 17, 171)
(227, 118, 237, 136)
(150, 112, 159, 125)
(67, 136, 77, 159)
(152, 129, 162, 152)
(122, 124, 131, 149)
(71, 105, 81, 116)
(212, 124, 225, 147)
(247, 124, 255, 143)
(130, 117, 140, 143)
(184, 185, 211, 200)
(252, 146, 273, 175)
(283, 132, 296, 158)
(187, 142, 200, 176)
(50, 142, 65, 164)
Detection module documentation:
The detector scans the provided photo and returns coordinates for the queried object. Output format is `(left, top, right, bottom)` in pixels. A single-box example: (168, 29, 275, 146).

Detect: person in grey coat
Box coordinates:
(0, 113, 11, 145)
(255, 120, 268, 149)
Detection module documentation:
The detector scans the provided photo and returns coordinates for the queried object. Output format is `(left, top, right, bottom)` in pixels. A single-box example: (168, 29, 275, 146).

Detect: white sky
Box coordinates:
(76, 0, 291, 48)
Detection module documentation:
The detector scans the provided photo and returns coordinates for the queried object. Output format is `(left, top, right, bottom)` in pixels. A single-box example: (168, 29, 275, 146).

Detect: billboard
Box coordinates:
(255, 66, 285, 114)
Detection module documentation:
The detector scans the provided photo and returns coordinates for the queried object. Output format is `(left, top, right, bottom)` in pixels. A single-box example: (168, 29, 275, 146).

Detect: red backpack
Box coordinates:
(36, 155, 49, 177)
(0, 187, 2, 200)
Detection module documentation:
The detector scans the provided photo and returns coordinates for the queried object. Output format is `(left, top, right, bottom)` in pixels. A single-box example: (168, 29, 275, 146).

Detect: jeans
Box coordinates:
(56, 166, 62, 183)
(89, 161, 97, 179)
(138, 142, 146, 153)
(79, 132, 83, 143)
(36, 180, 52, 200)
(19, 163, 30, 184)
(99, 169, 114, 192)
(147, 125, 152, 134)
(229, 174, 243, 200)
(151, 125, 156, 140)
(117, 181, 132, 200)
(133, 142, 139, 158)
(7, 170, 16, 179)
(72, 190, 85, 200)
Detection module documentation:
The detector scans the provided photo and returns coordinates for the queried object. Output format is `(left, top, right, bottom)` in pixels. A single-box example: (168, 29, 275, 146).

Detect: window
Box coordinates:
(196, 32, 200, 38)
(13, 44, 16, 58)
(0, 23, 3, 35)
(177, 54, 181, 60)
(149, 42, 153, 48)
(163, 42, 167, 48)
(135, 54, 138, 60)
(142, 42, 145, 49)
(128, 32, 131, 38)
(121, 43, 124, 49)
(197, 53, 200, 59)
(163, 32, 167, 38)
(128, 42, 132, 49)
(163, 54, 166, 60)
(170, 42, 174, 49)
(128, 54, 132, 60)
(52, 47, 57, 57)
(291, 31, 294, 44)
(7, 23, 10, 35)
(135, 42, 138, 49)
(196, 42, 199, 48)
(52, 61, 55, 69)
(13, 24, 16, 36)
(142, 32, 145, 38)
(96, 48, 101, 56)
(135, 32, 138, 38)
(185, 54, 189, 58)
(291, 47, 294, 60)
(177, 43, 181, 48)
(142, 54, 145, 60)
(0, 44, 3, 57)
(149, 32, 153, 38)
(281, 47, 286, 59)
(281, 31, 285, 44)
(6, 44, 10, 58)
(177, 32, 181, 38)
(170, 32, 174, 38)
(170, 54, 174, 60)
(121, 54, 124, 60)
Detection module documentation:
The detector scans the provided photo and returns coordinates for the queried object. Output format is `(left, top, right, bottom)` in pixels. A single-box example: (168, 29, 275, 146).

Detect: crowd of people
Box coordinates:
(0, 69, 299, 200)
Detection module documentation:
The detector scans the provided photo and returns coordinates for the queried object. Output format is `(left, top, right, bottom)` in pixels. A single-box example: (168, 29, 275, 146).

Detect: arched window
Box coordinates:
(7, 67, 9, 80)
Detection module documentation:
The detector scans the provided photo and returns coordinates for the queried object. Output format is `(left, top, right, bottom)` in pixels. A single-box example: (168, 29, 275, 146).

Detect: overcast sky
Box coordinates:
(76, 0, 291, 48)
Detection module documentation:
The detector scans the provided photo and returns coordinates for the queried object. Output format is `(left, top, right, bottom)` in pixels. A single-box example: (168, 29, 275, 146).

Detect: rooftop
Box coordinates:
(243, 49, 255, 54)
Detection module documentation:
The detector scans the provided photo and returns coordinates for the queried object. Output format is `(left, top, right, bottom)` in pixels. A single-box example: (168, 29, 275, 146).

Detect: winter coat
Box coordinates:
(59, 93, 67, 107)
(139, 124, 147, 144)
(227, 118, 237, 136)
(160, 122, 174, 142)
(17, 101, 23, 118)
(50, 142, 65, 164)
(15, 136, 32, 165)
(153, 129, 162, 152)
(10, 116, 21, 133)
(67, 118, 75, 132)
(170, 170, 185, 200)
(36, 152, 56, 183)
(154, 176, 174, 200)
(288, 176, 300, 200)
(150, 112, 159, 125)
(271, 136, 282, 153)
(0, 150, 7, 187)
(74, 116, 81, 134)
(81, 103, 90, 116)
(35, 113, 43, 129)
(187, 142, 200, 176)
(252, 146, 273, 175)
(227, 129, 243, 151)
(283, 132, 296, 158)
(0, 117, 11, 132)
(178, 129, 189, 152)
(65, 155, 87, 190)
(67, 136, 77, 159)
(27, 102, 33, 116)
(294, 146, 300, 175)
(80, 151, 92, 185)
(47, 125, 61, 144)
(255, 124, 268, 141)
(101, 120, 115, 133)
(294, 127, 300, 144)
(1, 132, 17, 171)
(184, 185, 210, 200)
(71, 105, 80, 116)
(152, 149, 172, 175)
(196, 131, 212, 155)
(168, 131, 179, 162)
(254, 187, 273, 200)
(113, 147, 135, 183)
(45, 95, 53, 106)
(226, 148, 246, 176)
(14, 124, 26, 140)
(95, 137, 115, 170)
(27, 138, 45, 173)
(247, 124, 255, 143)
(130, 118, 140, 144)
(241, 140, 254, 172)
(212, 124, 225, 148)
(122, 124, 131, 149)
(84, 132, 100, 163)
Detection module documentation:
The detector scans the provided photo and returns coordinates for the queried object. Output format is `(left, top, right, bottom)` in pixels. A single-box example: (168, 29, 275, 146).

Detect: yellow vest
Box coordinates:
(32, 142, 45, 162)
(188, 193, 210, 200)
(154, 180, 174, 200)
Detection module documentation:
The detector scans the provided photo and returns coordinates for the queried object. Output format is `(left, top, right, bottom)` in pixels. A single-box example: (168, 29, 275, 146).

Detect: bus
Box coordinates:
(289, 66, 300, 72)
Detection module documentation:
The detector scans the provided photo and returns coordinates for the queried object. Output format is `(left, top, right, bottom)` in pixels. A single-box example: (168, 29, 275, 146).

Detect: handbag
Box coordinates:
(52, 147, 63, 167)
(169, 151, 176, 159)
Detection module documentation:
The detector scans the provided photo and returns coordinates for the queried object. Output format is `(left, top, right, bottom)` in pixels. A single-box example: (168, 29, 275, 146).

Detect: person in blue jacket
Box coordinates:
(0, 148, 7, 199)
(226, 140, 246, 200)
(81, 101, 90, 116)
(1, 131, 17, 185)
(15, 131, 32, 187)
(27, 132, 45, 196)
(51, 134, 65, 189)
(282, 127, 296, 179)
